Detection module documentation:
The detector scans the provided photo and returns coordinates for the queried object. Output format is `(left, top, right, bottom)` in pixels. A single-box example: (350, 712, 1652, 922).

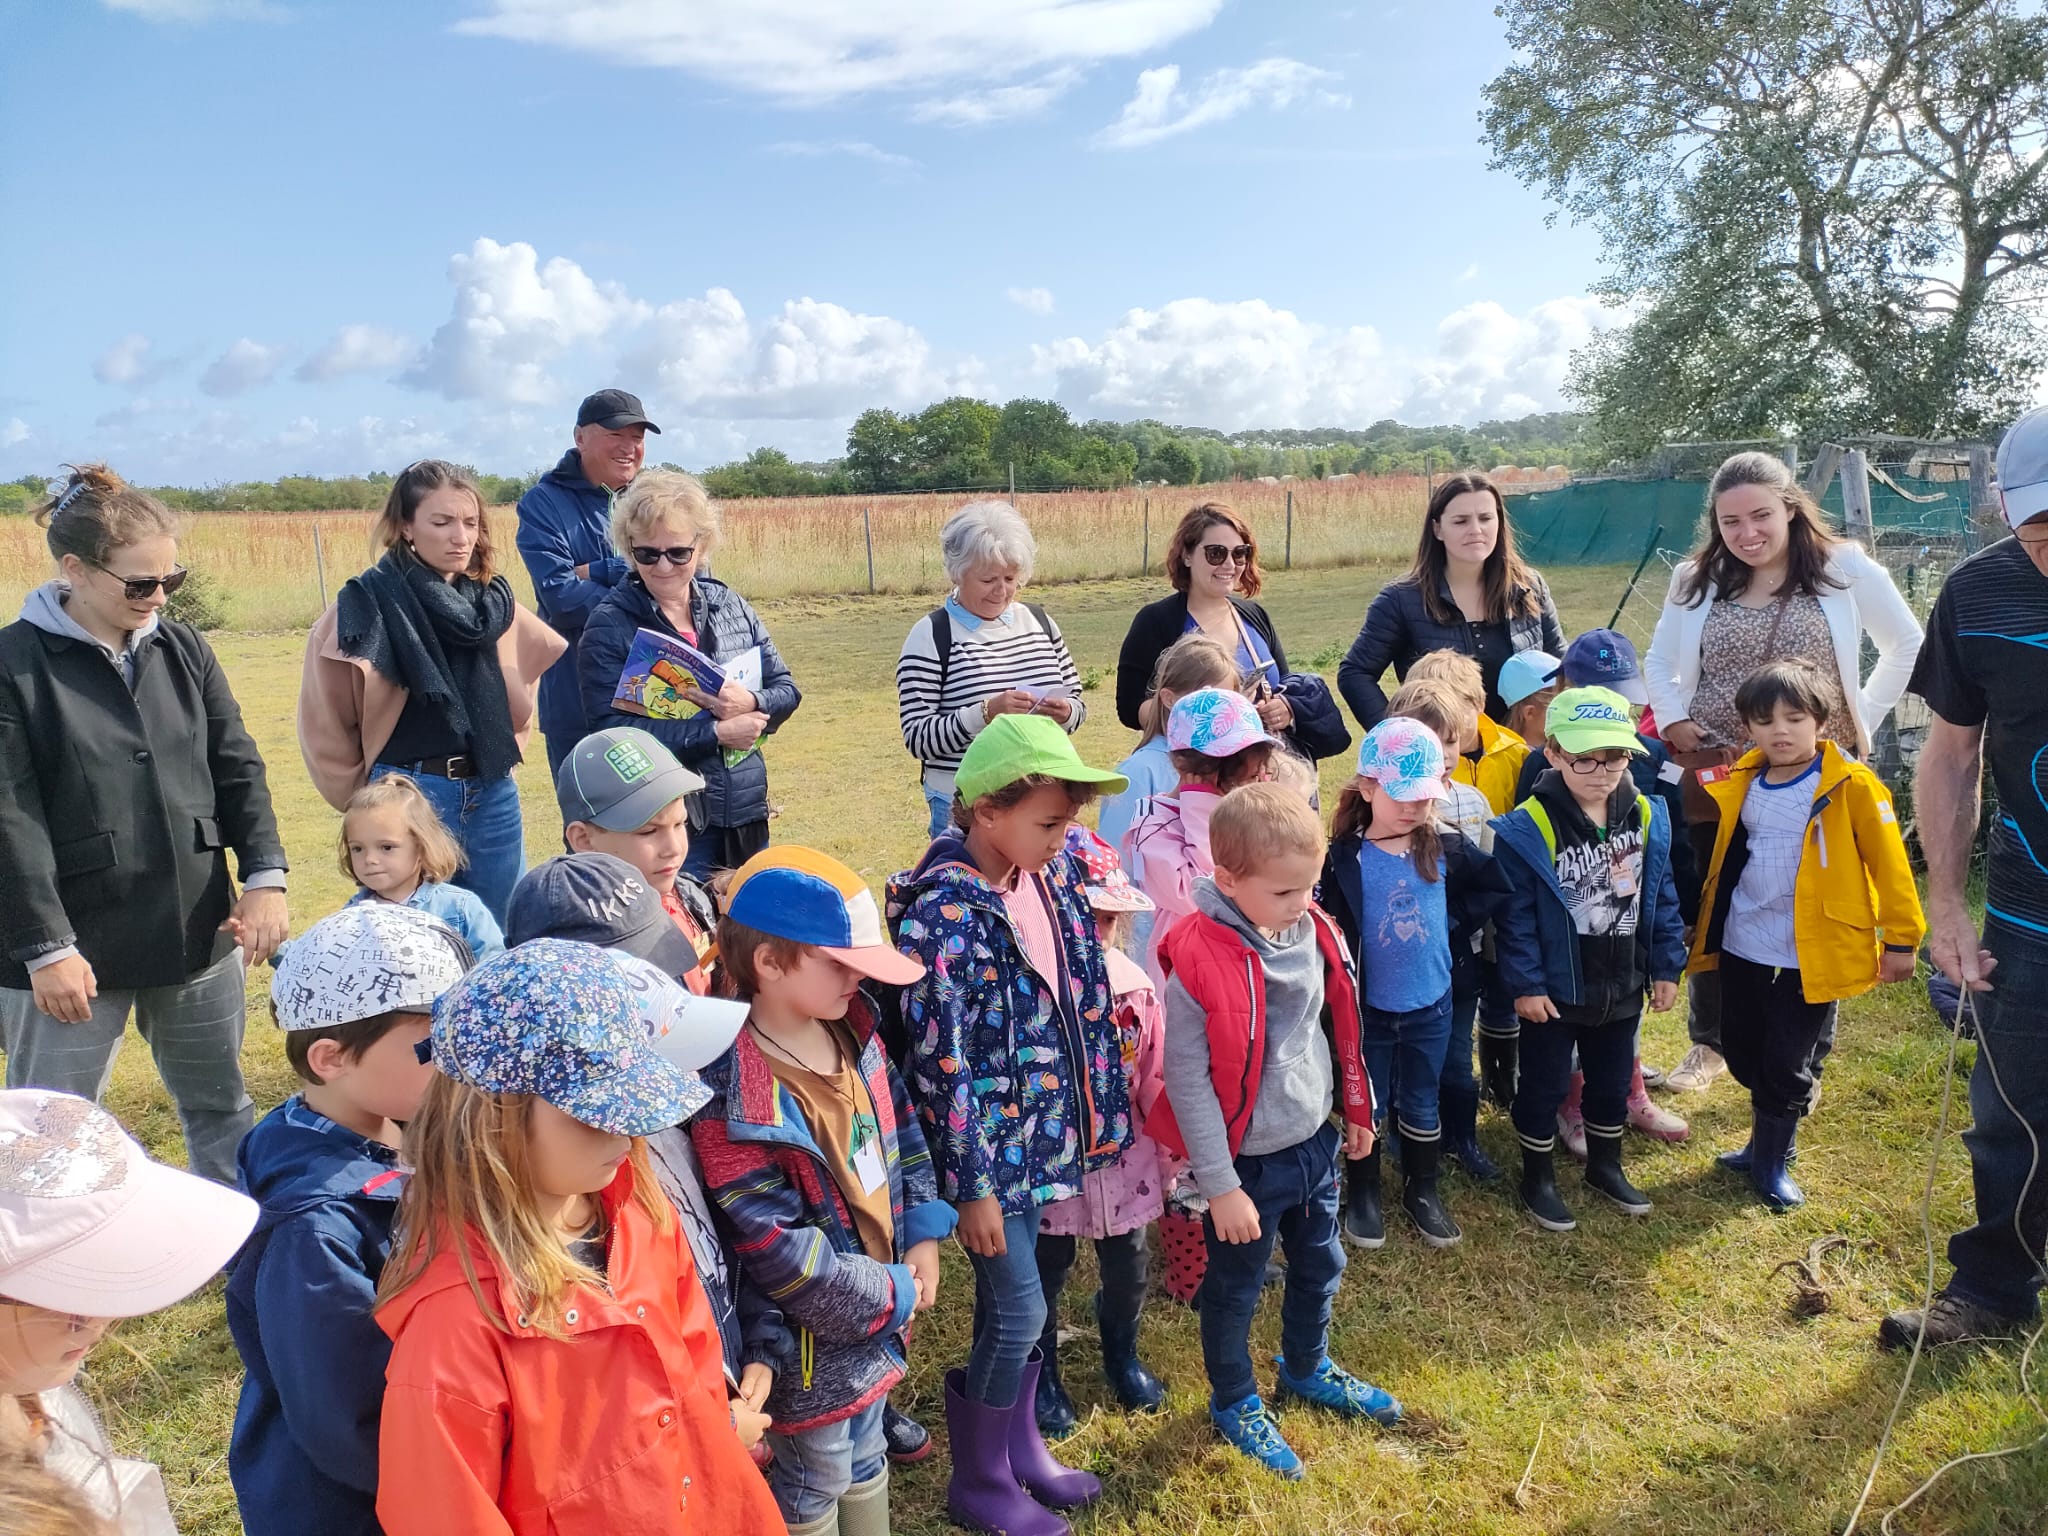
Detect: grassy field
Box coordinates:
(51, 557, 2048, 1535)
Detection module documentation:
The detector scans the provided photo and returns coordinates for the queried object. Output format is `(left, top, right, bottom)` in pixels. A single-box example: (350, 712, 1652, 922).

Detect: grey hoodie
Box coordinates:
(1162, 877, 1331, 1198)
(20, 579, 158, 688)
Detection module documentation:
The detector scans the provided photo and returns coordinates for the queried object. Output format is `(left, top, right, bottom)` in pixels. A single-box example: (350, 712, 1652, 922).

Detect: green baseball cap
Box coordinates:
(1545, 687, 1645, 756)
(954, 715, 1129, 805)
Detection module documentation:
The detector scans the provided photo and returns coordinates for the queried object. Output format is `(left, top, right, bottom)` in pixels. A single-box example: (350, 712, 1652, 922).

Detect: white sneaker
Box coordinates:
(1664, 1044, 1727, 1093)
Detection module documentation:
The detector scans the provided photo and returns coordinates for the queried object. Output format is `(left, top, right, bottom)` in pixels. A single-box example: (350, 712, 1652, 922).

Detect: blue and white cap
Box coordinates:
(1999, 404, 2048, 529)
(1355, 716, 1449, 802)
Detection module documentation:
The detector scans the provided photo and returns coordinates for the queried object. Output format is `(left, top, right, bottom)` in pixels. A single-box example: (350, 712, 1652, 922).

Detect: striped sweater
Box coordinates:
(895, 601, 1086, 795)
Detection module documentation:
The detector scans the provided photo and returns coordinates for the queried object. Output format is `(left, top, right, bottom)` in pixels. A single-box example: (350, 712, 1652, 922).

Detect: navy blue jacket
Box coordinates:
(577, 572, 801, 829)
(515, 449, 631, 742)
(1488, 784, 1686, 1015)
(1337, 572, 1565, 728)
(226, 1097, 405, 1536)
(1321, 826, 1512, 1002)
(1512, 731, 1698, 923)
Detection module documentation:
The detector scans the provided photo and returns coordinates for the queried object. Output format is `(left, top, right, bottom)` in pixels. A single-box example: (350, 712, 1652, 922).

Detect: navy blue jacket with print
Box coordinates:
(225, 1097, 405, 1536)
(887, 836, 1135, 1217)
(577, 572, 801, 829)
(687, 998, 956, 1433)
(514, 448, 632, 742)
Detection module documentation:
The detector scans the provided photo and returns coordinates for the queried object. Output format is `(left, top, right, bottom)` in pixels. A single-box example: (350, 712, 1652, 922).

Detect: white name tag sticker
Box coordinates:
(1658, 760, 1684, 784)
(851, 1135, 888, 1197)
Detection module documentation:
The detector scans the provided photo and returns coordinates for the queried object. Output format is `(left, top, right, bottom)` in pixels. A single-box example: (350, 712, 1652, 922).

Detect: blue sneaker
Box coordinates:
(1273, 1354, 1404, 1426)
(1209, 1393, 1303, 1480)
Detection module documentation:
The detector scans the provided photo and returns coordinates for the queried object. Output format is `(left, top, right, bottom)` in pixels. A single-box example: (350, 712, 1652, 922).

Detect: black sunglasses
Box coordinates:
(631, 545, 697, 568)
(91, 561, 188, 601)
(1200, 543, 1253, 567)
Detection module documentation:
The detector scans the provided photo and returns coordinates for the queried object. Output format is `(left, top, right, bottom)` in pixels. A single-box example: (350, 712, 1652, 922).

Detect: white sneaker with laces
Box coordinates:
(1664, 1044, 1726, 1093)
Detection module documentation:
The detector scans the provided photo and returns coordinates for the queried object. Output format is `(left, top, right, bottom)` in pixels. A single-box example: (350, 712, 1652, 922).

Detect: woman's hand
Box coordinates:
(956, 1196, 1007, 1257)
(1660, 718, 1706, 754)
(1256, 693, 1293, 732)
(982, 690, 1037, 722)
(685, 680, 760, 721)
(30, 955, 97, 1025)
(222, 887, 289, 967)
(1032, 695, 1075, 726)
(714, 711, 770, 750)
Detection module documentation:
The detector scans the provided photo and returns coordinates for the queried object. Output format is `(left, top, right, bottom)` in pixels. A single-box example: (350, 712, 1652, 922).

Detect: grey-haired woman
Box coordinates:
(895, 501, 1086, 837)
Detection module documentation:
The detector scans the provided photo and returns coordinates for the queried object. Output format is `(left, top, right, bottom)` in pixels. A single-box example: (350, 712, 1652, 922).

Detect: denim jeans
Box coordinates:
(1514, 1011, 1637, 1144)
(0, 949, 252, 1185)
(766, 1397, 887, 1525)
(1198, 1122, 1346, 1409)
(1946, 921, 2048, 1321)
(1441, 988, 1481, 1099)
(1360, 990, 1453, 1136)
(371, 764, 525, 929)
(924, 787, 952, 840)
(965, 1211, 1049, 1407)
(1478, 958, 1519, 1043)
(1037, 1227, 1149, 1333)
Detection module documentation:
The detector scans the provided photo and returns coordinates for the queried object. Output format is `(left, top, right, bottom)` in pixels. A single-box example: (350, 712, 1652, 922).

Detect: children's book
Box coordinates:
(612, 628, 764, 767)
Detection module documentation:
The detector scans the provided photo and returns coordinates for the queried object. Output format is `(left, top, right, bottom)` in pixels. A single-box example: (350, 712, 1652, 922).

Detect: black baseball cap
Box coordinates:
(576, 388, 661, 433)
(504, 852, 700, 981)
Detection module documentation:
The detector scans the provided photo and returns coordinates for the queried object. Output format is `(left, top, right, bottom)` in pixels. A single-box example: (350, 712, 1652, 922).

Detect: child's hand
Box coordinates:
(1515, 993, 1560, 1022)
(737, 1363, 773, 1413)
(956, 1196, 1007, 1257)
(729, 1398, 771, 1450)
(1344, 1120, 1375, 1160)
(1650, 980, 1678, 1012)
(906, 1239, 942, 1310)
(1879, 949, 1918, 983)
(1209, 1187, 1261, 1245)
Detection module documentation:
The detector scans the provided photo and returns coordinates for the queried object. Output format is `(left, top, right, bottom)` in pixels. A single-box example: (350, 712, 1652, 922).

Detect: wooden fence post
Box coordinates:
(1284, 489, 1294, 570)
(1141, 498, 1149, 576)
(1841, 449, 1875, 550)
(312, 523, 328, 610)
(1801, 443, 1845, 501)
(863, 507, 876, 593)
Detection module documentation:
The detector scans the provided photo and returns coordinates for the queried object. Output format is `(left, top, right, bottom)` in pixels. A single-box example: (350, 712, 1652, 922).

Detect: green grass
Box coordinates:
(81, 561, 2046, 1535)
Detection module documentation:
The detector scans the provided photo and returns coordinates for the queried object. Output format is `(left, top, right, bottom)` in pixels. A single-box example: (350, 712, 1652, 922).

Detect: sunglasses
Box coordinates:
(631, 545, 697, 568)
(90, 561, 188, 601)
(1199, 543, 1253, 567)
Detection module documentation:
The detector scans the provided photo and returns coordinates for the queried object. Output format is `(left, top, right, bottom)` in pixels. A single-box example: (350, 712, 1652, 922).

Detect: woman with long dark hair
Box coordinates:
(1337, 472, 1565, 729)
(300, 460, 565, 927)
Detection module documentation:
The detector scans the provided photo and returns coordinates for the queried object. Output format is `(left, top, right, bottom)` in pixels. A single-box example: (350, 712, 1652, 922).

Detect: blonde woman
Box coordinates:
(576, 470, 802, 878)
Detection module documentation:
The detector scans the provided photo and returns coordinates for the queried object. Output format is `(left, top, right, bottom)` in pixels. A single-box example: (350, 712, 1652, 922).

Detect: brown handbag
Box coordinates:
(1672, 593, 1792, 825)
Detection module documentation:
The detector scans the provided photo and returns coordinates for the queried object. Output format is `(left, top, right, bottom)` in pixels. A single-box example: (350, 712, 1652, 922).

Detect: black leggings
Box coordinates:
(1036, 1228, 1150, 1332)
(1717, 953, 1833, 1119)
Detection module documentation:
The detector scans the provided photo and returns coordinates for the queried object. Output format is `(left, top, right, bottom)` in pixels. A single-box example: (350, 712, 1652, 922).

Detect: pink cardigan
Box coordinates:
(297, 601, 567, 811)
(1128, 783, 1223, 992)
(1038, 947, 1170, 1239)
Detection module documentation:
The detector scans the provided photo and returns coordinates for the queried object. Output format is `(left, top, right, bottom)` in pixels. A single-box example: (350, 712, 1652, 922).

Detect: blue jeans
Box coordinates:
(965, 1211, 1048, 1407)
(372, 764, 525, 929)
(1515, 1011, 1636, 1144)
(1361, 991, 1453, 1136)
(543, 732, 576, 784)
(1441, 988, 1481, 1099)
(1479, 957, 1519, 1042)
(1946, 922, 2048, 1321)
(924, 787, 952, 840)
(765, 1398, 887, 1525)
(1198, 1122, 1346, 1409)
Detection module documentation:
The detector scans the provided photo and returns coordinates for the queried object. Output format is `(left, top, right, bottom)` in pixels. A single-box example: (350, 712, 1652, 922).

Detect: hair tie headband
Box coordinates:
(50, 483, 91, 518)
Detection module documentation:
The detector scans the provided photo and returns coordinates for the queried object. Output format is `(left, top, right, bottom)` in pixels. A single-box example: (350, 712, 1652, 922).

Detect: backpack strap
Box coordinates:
(927, 605, 953, 697)
(1524, 792, 1653, 864)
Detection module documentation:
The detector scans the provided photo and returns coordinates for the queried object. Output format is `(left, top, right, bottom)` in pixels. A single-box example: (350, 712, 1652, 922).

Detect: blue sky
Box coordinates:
(0, 1, 1612, 484)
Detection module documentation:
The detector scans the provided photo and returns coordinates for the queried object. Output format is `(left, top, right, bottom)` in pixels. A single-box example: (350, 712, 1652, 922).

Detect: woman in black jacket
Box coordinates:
(0, 465, 289, 1185)
(1116, 502, 1295, 736)
(577, 470, 801, 878)
(1337, 473, 1565, 729)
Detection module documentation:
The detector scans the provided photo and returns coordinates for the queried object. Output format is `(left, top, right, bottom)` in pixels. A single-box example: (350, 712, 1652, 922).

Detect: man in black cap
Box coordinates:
(514, 388, 662, 780)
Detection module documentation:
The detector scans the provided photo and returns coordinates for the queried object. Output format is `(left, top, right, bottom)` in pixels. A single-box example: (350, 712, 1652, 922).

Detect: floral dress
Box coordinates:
(1037, 947, 1169, 1239)
(1688, 594, 1849, 749)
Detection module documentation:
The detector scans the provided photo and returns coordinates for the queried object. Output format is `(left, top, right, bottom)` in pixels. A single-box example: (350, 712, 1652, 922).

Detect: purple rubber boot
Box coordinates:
(1006, 1349, 1103, 1511)
(943, 1367, 1068, 1536)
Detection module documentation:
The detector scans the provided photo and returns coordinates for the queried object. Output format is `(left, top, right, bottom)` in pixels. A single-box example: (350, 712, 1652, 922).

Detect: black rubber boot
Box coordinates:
(1518, 1141, 1576, 1232)
(1341, 1147, 1384, 1249)
(1439, 1085, 1501, 1181)
(1033, 1312, 1078, 1441)
(1479, 1030, 1520, 1110)
(1398, 1130, 1462, 1248)
(1095, 1291, 1164, 1411)
(1583, 1127, 1653, 1215)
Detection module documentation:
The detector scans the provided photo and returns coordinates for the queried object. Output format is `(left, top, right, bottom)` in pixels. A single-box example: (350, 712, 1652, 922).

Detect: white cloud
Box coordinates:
(1094, 58, 1348, 149)
(101, 0, 277, 19)
(910, 69, 1082, 125)
(625, 289, 964, 420)
(1, 418, 28, 448)
(765, 141, 919, 173)
(404, 238, 650, 405)
(95, 333, 160, 387)
(297, 324, 416, 382)
(1035, 294, 1614, 428)
(454, 0, 1222, 104)
(1006, 286, 1056, 315)
(1457, 263, 1480, 283)
(200, 338, 290, 397)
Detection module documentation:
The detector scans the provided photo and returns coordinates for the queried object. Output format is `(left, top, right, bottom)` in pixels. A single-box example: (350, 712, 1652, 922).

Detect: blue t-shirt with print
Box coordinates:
(1356, 841, 1451, 1012)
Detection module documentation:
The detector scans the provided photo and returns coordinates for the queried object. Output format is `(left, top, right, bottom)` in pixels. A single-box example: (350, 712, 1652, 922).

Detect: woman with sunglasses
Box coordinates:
(300, 460, 566, 927)
(1116, 503, 1295, 738)
(1337, 472, 1565, 730)
(0, 465, 289, 1187)
(577, 469, 801, 878)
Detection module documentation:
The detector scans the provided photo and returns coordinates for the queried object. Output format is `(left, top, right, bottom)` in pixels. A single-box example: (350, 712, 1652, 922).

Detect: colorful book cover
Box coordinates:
(612, 629, 761, 767)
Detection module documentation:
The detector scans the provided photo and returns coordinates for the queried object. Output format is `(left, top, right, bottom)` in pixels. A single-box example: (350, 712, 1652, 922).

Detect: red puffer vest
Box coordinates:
(1149, 905, 1373, 1162)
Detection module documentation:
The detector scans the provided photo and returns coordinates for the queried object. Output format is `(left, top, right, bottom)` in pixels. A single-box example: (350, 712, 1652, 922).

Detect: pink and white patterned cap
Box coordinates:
(1355, 716, 1450, 802)
(0, 1090, 257, 1317)
(1166, 687, 1279, 757)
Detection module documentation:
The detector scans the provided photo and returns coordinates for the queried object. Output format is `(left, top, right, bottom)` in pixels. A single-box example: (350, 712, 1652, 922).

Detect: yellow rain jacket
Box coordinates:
(1688, 740, 1925, 1003)
(1453, 712, 1530, 817)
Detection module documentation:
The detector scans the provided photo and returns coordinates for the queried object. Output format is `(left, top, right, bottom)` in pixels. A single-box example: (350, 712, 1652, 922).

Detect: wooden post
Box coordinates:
(1425, 451, 1434, 497)
(863, 506, 876, 593)
(1841, 448, 1875, 550)
(1141, 497, 1150, 575)
(1284, 488, 1294, 570)
(1779, 439, 1800, 476)
(312, 523, 328, 609)
(1008, 461, 1016, 498)
(1970, 445, 1999, 545)
(1801, 442, 1844, 501)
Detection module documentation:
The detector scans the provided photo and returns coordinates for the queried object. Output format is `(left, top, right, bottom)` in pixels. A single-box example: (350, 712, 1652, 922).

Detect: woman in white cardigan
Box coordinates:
(1643, 451, 1922, 1092)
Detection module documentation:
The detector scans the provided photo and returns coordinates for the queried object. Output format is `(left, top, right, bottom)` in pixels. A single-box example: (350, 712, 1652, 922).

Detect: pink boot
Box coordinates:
(1627, 1058, 1690, 1142)
(1557, 1071, 1587, 1163)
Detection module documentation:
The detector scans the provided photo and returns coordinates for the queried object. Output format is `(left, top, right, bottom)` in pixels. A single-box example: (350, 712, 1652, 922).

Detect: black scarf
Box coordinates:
(336, 547, 520, 781)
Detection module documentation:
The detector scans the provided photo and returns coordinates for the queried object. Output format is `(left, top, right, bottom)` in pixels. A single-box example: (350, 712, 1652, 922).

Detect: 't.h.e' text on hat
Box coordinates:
(724, 847, 928, 987)
(270, 903, 473, 1032)
(1998, 404, 2048, 529)
(556, 727, 705, 833)
(0, 1089, 257, 1317)
(576, 388, 661, 434)
(505, 852, 701, 981)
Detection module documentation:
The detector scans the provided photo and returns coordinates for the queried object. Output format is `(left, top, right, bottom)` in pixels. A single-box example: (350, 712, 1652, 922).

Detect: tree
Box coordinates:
(911, 396, 1001, 487)
(992, 398, 1079, 470)
(1484, 0, 2048, 455)
(1151, 439, 1201, 486)
(845, 408, 917, 491)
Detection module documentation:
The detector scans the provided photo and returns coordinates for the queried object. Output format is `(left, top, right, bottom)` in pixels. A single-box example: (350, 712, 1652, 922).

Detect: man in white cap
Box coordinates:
(1884, 404, 2048, 1347)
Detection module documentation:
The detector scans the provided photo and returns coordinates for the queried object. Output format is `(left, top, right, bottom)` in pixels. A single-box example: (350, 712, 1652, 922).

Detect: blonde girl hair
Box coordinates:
(1404, 649, 1486, 713)
(1139, 633, 1243, 746)
(611, 469, 722, 560)
(370, 460, 497, 581)
(0, 1457, 113, 1536)
(377, 1073, 671, 1340)
(338, 776, 464, 886)
(1385, 677, 1474, 757)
